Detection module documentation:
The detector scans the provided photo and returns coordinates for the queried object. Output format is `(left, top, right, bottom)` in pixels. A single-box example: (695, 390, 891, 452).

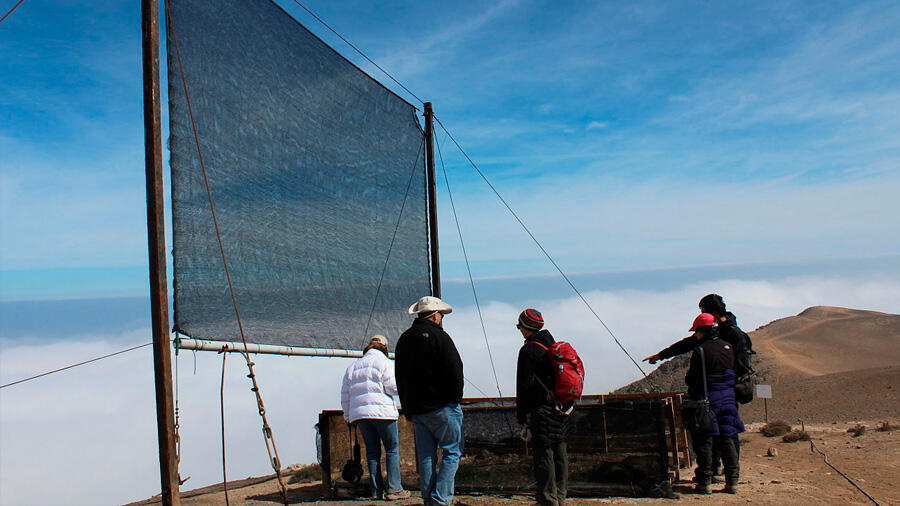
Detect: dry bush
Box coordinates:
(782, 430, 810, 443)
(288, 464, 321, 484)
(847, 424, 866, 437)
(875, 421, 896, 432)
(760, 421, 791, 437)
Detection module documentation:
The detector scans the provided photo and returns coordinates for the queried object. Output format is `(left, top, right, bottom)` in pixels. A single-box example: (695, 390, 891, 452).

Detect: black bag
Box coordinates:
(341, 425, 363, 485)
(734, 374, 754, 404)
(681, 346, 715, 434)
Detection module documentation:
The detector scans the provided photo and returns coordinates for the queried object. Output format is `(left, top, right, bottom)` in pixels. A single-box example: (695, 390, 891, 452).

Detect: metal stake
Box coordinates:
(424, 102, 440, 298)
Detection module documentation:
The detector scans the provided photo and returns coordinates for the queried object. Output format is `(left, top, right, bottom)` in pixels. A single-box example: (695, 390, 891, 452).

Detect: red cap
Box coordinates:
(690, 313, 716, 331)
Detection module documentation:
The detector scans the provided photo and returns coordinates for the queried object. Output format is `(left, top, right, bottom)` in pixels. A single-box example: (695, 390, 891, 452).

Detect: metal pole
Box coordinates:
(175, 337, 393, 358)
(764, 398, 768, 424)
(423, 102, 440, 298)
(143, 0, 180, 503)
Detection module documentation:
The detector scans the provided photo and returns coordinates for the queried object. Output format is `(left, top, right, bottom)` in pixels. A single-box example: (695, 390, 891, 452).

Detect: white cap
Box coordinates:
(369, 335, 388, 347)
(408, 296, 453, 315)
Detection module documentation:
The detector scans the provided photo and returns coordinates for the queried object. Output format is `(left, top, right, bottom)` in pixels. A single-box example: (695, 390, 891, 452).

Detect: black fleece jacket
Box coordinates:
(717, 312, 753, 377)
(516, 329, 556, 425)
(395, 317, 464, 417)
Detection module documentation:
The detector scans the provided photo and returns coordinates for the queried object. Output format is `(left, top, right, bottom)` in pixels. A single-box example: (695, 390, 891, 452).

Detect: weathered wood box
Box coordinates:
(317, 393, 690, 499)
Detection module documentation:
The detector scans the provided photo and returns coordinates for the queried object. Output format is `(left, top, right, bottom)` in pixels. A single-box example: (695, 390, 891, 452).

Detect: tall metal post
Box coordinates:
(424, 102, 440, 298)
(142, 0, 180, 503)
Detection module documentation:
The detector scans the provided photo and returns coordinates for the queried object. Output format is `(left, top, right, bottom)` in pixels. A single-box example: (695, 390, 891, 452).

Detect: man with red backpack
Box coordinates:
(516, 309, 583, 506)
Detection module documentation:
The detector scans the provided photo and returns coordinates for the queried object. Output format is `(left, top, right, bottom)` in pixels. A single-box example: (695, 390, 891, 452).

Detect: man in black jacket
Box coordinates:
(516, 308, 569, 506)
(395, 296, 463, 506)
(699, 294, 753, 378)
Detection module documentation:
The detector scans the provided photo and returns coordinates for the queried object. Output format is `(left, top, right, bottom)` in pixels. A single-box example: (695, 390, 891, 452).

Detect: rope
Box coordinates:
(173, 345, 189, 485)
(810, 440, 881, 505)
(433, 116, 647, 378)
(362, 139, 425, 345)
(219, 350, 230, 506)
(0, 0, 25, 24)
(434, 133, 504, 399)
(0, 342, 152, 389)
(165, 2, 288, 502)
(464, 377, 491, 398)
(288, 0, 424, 106)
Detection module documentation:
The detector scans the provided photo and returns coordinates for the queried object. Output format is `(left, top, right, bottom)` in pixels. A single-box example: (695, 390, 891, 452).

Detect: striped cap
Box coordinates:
(518, 308, 544, 331)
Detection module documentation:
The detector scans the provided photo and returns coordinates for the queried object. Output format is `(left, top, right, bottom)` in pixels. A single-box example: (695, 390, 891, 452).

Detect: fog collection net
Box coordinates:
(166, 0, 430, 351)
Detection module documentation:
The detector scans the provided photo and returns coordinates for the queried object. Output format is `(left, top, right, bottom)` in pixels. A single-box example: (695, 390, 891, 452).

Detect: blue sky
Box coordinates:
(2, 0, 900, 301)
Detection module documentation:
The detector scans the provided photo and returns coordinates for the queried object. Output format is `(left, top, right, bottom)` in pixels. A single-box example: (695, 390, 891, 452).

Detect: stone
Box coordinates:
(766, 447, 778, 457)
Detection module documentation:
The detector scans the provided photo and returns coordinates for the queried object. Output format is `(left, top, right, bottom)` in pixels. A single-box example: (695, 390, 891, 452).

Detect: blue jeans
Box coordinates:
(412, 403, 464, 505)
(356, 419, 404, 496)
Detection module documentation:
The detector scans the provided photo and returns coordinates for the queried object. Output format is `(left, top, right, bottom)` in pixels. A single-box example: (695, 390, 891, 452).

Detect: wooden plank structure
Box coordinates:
(318, 392, 691, 499)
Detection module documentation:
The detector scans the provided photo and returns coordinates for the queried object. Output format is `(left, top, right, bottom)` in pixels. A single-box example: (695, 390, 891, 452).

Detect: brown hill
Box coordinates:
(617, 306, 900, 422)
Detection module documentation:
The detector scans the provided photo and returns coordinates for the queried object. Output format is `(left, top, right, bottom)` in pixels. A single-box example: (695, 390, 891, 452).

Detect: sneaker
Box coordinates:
(385, 489, 411, 500)
(694, 483, 712, 495)
(724, 483, 738, 494)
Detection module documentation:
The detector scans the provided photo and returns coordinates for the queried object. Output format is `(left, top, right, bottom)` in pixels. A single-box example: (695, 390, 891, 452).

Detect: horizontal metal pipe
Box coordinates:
(174, 338, 383, 358)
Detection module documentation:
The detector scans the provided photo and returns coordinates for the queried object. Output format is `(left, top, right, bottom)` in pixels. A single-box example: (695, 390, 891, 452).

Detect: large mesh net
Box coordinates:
(166, 0, 430, 351)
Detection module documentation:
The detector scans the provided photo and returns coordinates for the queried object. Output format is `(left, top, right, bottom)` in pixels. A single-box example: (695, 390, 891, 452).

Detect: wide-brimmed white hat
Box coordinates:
(408, 296, 453, 315)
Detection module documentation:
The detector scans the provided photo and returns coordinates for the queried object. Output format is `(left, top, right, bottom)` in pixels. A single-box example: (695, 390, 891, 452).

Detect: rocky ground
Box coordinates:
(131, 419, 899, 505)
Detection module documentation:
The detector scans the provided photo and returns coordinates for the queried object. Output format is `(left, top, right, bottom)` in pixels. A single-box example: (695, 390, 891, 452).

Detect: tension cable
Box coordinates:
(434, 116, 647, 378)
(362, 139, 425, 346)
(0, 0, 25, 24)
(288, 0, 424, 106)
(810, 440, 881, 505)
(434, 133, 504, 400)
(0, 342, 152, 389)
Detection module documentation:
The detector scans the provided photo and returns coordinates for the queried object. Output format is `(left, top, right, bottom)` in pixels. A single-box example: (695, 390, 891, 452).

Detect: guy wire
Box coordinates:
(434, 116, 647, 378)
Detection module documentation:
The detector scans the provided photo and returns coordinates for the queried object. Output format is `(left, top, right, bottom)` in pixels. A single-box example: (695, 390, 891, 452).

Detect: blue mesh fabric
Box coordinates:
(166, 0, 430, 351)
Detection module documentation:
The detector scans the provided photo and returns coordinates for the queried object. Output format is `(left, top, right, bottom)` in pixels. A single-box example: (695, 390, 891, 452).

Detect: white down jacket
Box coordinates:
(341, 349, 399, 422)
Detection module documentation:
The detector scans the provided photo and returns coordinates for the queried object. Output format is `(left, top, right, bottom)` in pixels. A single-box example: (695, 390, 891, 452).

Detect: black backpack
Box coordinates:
(729, 327, 755, 404)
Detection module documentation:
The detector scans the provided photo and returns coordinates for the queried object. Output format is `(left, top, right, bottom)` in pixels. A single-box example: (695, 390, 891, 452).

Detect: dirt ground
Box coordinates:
(132, 419, 899, 506)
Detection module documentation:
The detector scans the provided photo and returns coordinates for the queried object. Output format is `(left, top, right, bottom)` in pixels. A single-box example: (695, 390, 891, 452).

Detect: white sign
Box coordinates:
(756, 384, 773, 399)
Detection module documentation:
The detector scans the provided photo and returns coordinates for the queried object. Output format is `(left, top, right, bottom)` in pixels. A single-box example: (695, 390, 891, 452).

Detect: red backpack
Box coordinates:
(531, 341, 585, 405)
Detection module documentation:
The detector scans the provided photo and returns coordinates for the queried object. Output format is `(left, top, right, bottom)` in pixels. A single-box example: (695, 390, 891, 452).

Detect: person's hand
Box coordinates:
(642, 353, 660, 365)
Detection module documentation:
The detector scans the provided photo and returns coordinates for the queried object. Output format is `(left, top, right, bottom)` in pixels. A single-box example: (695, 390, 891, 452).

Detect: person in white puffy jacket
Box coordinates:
(341, 335, 410, 500)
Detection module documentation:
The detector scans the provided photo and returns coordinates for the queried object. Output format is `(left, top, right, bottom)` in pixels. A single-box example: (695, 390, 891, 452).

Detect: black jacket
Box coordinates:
(516, 329, 556, 425)
(657, 335, 697, 361)
(395, 317, 464, 417)
(685, 329, 735, 399)
(717, 312, 753, 377)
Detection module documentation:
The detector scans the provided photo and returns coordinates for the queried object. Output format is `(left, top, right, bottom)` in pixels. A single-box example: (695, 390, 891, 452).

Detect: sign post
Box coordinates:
(756, 384, 773, 423)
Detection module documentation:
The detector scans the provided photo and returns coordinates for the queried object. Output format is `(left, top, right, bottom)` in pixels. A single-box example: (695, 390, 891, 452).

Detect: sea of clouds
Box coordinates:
(2, 273, 900, 505)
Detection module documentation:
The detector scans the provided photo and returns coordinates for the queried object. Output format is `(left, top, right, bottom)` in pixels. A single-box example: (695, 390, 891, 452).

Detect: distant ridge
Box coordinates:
(615, 306, 900, 422)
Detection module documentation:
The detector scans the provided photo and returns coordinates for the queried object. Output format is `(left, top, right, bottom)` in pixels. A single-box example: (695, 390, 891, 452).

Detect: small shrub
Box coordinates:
(782, 430, 810, 443)
(847, 424, 866, 437)
(288, 463, 321, 484)
(761, 421, 791, 437)
(875, 421, 895, 432)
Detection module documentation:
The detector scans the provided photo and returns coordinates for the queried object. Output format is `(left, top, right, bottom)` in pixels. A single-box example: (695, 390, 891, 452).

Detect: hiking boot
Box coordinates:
(385, 489, 411, 500)
(694, 483, 712, 495)
(724, 483, 738, 494)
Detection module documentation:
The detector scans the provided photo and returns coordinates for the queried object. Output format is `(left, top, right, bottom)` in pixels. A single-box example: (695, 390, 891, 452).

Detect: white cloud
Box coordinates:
(2, 273, 898, 504)
(586, 120, 609, 130)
